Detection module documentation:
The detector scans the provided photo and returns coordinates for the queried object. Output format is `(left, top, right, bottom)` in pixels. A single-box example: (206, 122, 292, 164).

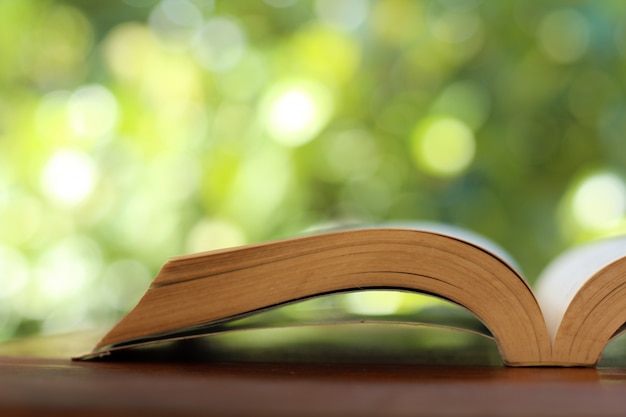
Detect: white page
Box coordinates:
(534, 236, 626, 341)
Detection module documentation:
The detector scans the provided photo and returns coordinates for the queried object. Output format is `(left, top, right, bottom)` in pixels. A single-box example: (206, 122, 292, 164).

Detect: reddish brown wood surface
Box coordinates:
(2, 328, 626, 416)
(2, 355, 626, 417)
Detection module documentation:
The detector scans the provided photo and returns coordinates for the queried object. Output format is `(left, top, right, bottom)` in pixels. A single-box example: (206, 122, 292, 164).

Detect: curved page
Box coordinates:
(86, 228, 551, 365)
(534, 236, 626, 341)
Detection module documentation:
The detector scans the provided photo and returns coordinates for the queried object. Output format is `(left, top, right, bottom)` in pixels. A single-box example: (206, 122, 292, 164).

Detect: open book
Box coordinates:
(79, 226, 626, 367)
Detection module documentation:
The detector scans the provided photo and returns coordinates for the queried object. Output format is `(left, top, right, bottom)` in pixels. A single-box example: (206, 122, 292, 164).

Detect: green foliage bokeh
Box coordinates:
(2, 0, 626, 340)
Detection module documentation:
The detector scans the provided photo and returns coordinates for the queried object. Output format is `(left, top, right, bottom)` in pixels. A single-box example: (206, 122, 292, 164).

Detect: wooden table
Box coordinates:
(2, 328, 626, 416)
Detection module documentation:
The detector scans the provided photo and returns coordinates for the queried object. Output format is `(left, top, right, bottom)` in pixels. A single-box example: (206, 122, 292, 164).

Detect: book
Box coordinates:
(78, 225, 626, 367)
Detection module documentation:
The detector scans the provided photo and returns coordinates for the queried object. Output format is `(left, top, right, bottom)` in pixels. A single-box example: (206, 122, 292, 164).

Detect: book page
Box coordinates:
(317, 220, 520, 272)
(534, 236, 626, 341)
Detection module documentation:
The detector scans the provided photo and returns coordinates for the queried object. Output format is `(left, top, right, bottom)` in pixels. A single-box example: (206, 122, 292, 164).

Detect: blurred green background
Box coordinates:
(2, 0, 626, 342)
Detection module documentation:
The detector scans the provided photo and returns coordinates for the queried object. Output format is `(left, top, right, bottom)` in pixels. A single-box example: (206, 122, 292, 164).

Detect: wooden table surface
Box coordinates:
(4, 356, 626, 417)
(2, 328, 626, 417)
